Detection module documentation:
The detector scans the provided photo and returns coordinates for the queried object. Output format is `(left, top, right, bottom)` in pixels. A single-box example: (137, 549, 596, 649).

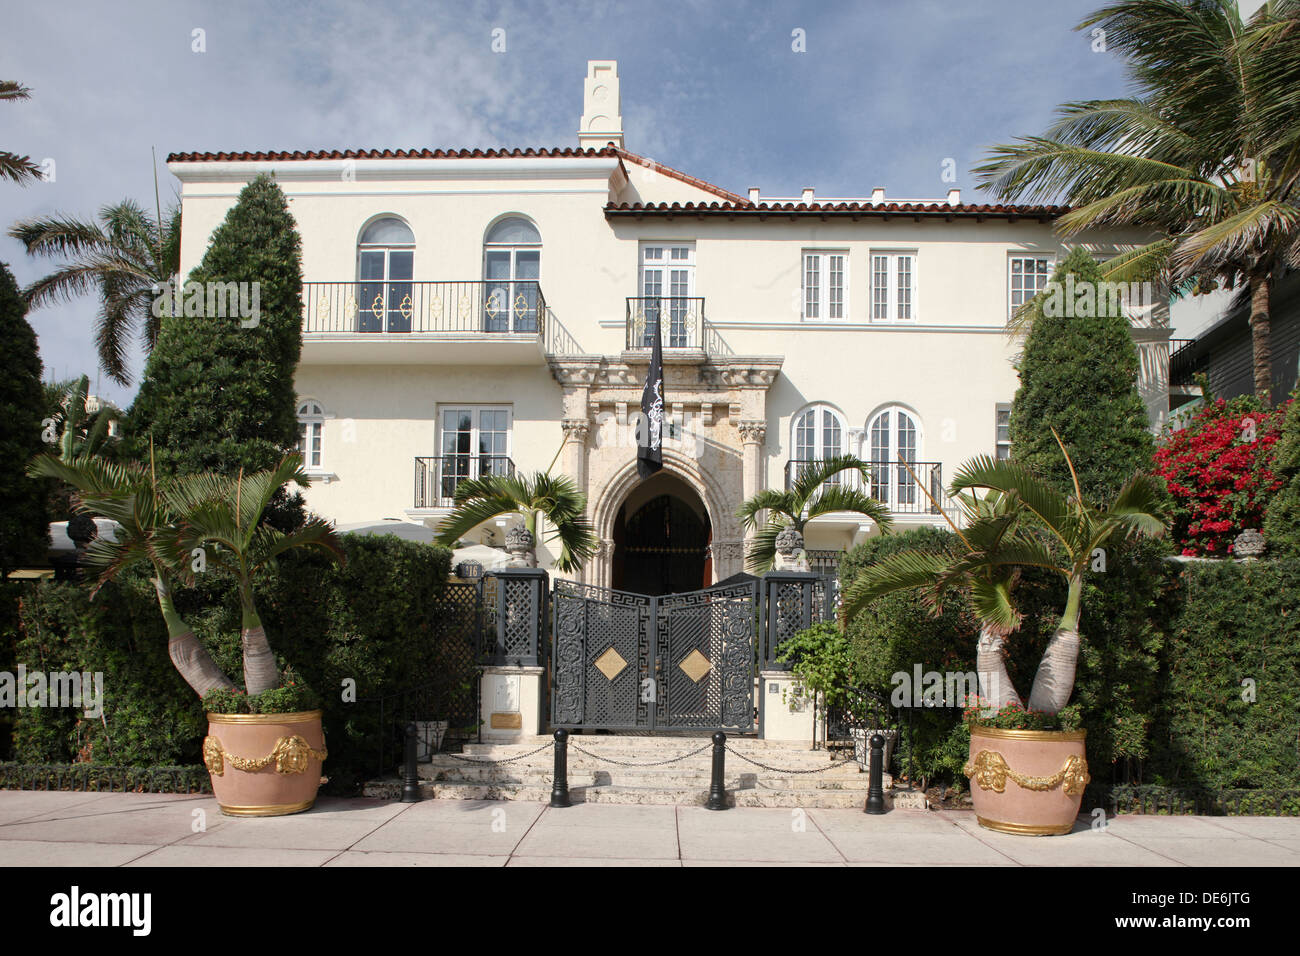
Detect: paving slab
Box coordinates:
(1111, 835, 1300, 867)
(0, 839, 161, 867)
(808, 808, 962, 834)
(535, 803, 677, 829)
(514, 823, 679, 860)
(827, 830, 1015, 865)
(124, 844, 338, 866)
(509, 856, 682, 867)
(182, 799, 408, 850)
(325, 850, 506, 867)
(0, 796, 225, 846)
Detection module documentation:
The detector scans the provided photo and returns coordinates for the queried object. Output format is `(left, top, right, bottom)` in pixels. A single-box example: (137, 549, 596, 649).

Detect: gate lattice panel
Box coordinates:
(552, 579, 756, 732)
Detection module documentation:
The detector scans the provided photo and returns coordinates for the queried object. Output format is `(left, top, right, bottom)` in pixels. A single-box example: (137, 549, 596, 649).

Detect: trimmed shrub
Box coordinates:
(1153, 396, 1288, 556)
(1008, 247, 1154, 503)
(1263, 388, 1300, 556)
(1149, 558, 1300, 790)
(0, 260, 49, 574)
(12, 533, 457, 794)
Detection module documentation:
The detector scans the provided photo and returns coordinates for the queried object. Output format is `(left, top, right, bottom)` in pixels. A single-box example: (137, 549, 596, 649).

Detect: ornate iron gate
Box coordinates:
(552, 579, 757, 732)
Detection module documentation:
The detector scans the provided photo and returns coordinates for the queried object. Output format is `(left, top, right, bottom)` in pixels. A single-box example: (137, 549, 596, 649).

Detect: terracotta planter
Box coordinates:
(203, 710, 327, 816)
(964, 725, 1090, 836)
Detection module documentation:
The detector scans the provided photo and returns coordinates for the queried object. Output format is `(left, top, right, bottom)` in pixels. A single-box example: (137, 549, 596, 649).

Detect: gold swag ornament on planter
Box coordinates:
(204, 711, 329, 816)
(840, 435, 1166, 836)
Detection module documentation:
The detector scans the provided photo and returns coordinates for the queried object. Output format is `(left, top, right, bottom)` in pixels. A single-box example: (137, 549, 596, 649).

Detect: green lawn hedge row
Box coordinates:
(7, 533, 457, 794)
(842, 529, 1300, 792)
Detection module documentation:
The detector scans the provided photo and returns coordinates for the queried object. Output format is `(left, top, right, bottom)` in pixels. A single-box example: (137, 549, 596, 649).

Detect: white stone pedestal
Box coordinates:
(479, 665, 545, 742)
(759, 670, 822, 743)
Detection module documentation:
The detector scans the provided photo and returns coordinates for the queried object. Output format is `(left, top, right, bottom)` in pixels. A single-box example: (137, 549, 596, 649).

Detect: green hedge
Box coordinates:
(1149, 559, 1300, 790)
(11, 533, 457, 794)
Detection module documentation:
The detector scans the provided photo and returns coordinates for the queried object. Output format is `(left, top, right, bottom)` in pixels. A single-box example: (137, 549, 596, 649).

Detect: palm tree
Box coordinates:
(28, 451, 235, 697)
(435, 471, 597, 573)
(842, 438, 1167, 714)
(1, 81, 42, 185)
(45, 376, 120, 463)
(165, 455, 345, 695)
(975, 0, 1300, 405)
(8, 199, 181, 386)
(737, 454, 893, 573)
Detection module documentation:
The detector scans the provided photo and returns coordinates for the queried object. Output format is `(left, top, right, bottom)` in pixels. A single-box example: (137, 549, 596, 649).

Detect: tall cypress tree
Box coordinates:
(0, 260, 49, 571)
(129, 174, 303, 484)
(1263, 389, 1300, 556)
(1008, 247, 1154, 502)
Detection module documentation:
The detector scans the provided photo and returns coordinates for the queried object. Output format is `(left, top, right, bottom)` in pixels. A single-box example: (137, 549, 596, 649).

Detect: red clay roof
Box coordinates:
(165, 146, 621, 162)
(612, 148, 748, 204)
(604, 200, 1067, 219)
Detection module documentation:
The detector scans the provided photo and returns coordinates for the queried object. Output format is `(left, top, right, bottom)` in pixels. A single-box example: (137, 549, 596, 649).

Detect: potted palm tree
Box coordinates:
(30, 451, 343, 816)
(737, 454, 892, 572)
(435, 471, 596, 572)
(842, 441, 1167, 834)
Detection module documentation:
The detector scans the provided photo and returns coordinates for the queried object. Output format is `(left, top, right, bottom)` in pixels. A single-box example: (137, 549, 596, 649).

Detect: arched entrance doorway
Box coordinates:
(611, 472, 712, 595)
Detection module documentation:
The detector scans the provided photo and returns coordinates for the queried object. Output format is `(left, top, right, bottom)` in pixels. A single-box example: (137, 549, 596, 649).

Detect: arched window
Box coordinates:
(791, 404, 847, 488)
(357, 217, 415, 333)
(483, 216, 540, 333)
(297, 400, 325, 470)
(867, 406, 920, 507)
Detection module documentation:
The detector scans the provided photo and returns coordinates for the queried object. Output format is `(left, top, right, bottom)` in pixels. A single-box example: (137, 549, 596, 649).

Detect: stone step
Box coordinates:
(363, 778, 897, 810)
(441, 752, 857, 771)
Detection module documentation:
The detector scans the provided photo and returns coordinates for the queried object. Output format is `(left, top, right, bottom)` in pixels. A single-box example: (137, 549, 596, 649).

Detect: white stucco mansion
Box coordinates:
(168, 61, 1172, 593)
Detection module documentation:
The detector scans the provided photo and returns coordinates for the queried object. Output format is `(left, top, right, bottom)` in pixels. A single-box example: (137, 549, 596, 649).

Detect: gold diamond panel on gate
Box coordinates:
(594, 646, 629, 681)
(678, 649, 711, 683)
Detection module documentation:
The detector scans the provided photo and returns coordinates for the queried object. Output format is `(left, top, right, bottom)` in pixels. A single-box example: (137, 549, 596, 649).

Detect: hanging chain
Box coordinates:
(443, 742, 553, 766)
(566, 742, 713, 767)
(724, 745, 848, 775)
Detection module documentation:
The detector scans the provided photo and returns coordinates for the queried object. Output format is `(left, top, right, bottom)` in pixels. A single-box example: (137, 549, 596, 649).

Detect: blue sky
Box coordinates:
(2, 0, 1198, 406)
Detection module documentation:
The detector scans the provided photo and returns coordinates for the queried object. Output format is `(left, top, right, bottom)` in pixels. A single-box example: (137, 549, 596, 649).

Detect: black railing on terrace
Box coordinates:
(625, 297, 705, 350)
(784, 459, 946, 514)
(302, 281, 545, 335)
(415, 455, 515, 509)
(1169, 337, 1206, 387)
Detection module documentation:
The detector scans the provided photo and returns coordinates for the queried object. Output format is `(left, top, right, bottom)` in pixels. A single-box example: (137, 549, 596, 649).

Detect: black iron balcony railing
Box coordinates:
(784, 459, 946, 515)
(625, 296, 705, 350)
(415, 455, 515, 509)
(303, 281, 545, 336)
(1169, 337, 1205, 387)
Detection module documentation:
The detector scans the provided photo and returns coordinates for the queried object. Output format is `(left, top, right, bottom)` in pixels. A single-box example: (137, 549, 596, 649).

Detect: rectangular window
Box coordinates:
(437, 405, 512, 500)
(869, 251, 916, 322)
(296, 422, 322, 469)
(639, 242, 696, 347)
(1009, 255, 1053, 317)
(995, 404, 1012, 460)
(801, 251, 847, 320)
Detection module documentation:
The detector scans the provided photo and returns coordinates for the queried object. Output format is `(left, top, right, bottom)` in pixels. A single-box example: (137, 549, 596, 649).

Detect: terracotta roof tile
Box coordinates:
(165, 146, 621, 162)
(603, 200, 1067, 219)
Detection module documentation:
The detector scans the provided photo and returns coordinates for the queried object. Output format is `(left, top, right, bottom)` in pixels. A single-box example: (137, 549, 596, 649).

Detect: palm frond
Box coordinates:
(840, 550, 954, 622)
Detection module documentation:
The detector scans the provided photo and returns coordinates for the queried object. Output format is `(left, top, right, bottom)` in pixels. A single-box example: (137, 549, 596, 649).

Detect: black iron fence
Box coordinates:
(302, 280, 545, 336)
(784, 459, 947, 514)
(414, 455, 515, 508)
(1169, 336, 1206, 387)
(625, 296, 705, 350)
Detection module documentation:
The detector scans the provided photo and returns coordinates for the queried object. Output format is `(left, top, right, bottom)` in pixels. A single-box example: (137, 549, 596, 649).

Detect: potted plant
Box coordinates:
(842, 438, 1167, 834)
(30, 451, 343, 816)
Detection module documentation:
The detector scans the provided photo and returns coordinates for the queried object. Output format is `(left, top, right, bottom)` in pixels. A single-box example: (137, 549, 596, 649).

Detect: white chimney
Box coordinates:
(870, 187, 886, 205)
(578, 60, 624, 150)
(748, 186, 760, 203)
(947, 188, 961, 206)
(801, 187, 815, 203)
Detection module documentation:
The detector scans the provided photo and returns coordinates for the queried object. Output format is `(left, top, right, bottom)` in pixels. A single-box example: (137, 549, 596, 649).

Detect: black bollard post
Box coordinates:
(550, 728, 571, 808)
(400, 722, 421, 803)
(864, 732, 887, 814)
(705, 731, 728, 810)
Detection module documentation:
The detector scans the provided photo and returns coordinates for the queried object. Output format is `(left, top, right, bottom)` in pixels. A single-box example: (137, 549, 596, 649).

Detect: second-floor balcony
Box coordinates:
(784, 459, 948, 516)
(414, 455, 516, 510)
(625, 296, 706, 354)
(301, 281, 546, 365)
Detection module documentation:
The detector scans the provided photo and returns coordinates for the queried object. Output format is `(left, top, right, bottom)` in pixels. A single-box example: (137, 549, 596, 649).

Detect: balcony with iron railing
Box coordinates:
(1169, 337, 1206, 388)
(784, 459, 948, 516)
(414, 455, 516, 510)
(625, 296, 709, 356)
(300, 281, 546, 365)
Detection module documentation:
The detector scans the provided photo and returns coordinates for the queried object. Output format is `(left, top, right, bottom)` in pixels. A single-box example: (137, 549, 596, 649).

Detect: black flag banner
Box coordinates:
(636, 307, 665, 478)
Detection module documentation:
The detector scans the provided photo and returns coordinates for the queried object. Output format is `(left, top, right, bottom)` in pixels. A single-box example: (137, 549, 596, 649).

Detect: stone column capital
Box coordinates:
(737, 420, 767, 446)
(561, 418, 591, 443)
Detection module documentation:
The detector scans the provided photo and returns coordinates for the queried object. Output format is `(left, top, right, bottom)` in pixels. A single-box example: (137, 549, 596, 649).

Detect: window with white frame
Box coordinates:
(867, 405, 920, 506)
(357, 217, 415, 333)
(870, 251, 916, 322)
(801, 251, 847, 320)
(296, 401, 325, 470)
(638, 243, 696, 347)
(995, 403, 1012, 460)
(792, 404, 847, 488)
(483, 217, 541, 333)
(1009, 254, 1053, 317)
(438, 406, 512, 500)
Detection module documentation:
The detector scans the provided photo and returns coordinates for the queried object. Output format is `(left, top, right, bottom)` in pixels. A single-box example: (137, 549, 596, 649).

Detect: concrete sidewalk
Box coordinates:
(1, 791, 1298, 866)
